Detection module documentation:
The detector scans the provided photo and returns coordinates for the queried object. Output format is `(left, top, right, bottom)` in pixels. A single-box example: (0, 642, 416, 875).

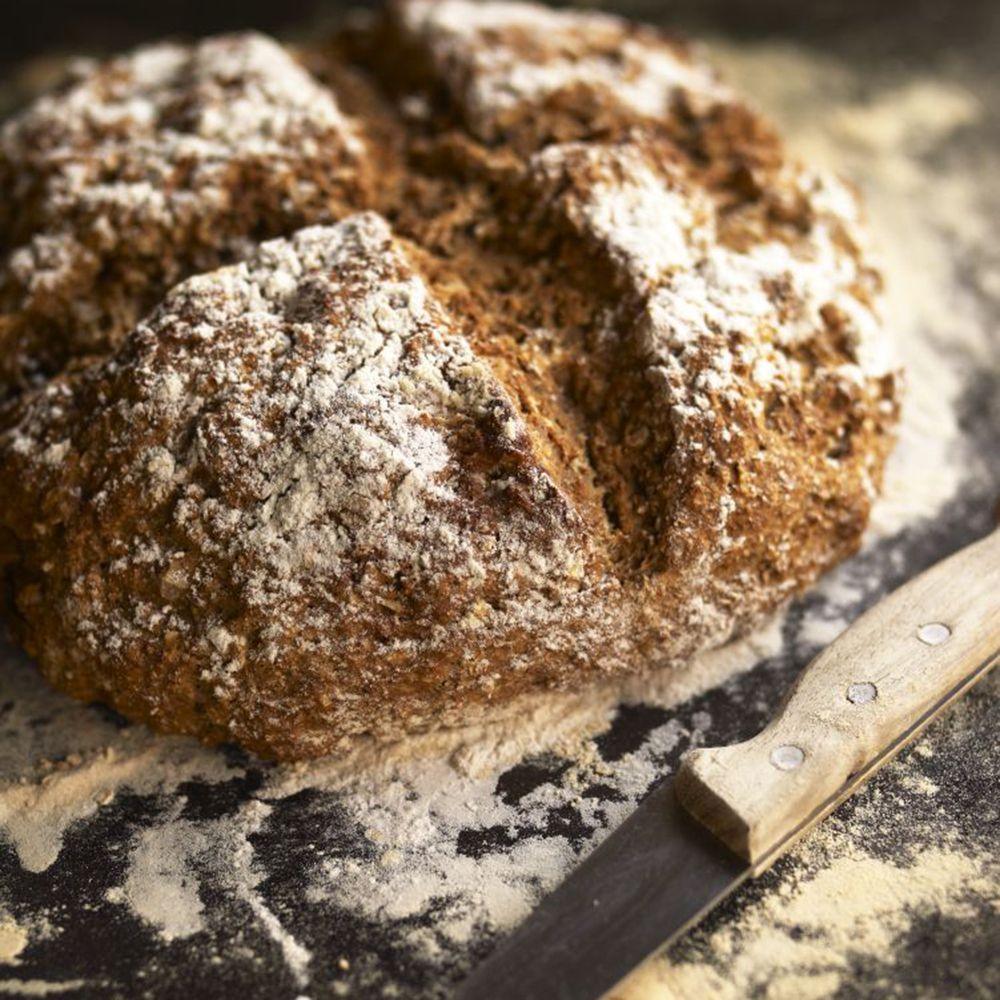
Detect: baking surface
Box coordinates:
(1, 3, 998, 998)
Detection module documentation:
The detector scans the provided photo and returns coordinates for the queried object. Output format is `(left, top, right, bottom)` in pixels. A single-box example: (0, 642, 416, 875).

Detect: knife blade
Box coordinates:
(457, 526, 1000, 1000)
(457, 781, 747, 1000)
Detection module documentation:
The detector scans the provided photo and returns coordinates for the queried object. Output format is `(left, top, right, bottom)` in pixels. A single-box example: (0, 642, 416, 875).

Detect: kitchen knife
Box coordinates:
(456, 526, 1000, 1000)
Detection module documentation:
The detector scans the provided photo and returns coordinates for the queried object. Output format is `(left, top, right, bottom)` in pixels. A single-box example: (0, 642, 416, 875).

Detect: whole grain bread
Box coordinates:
(0, 0, 898, 760)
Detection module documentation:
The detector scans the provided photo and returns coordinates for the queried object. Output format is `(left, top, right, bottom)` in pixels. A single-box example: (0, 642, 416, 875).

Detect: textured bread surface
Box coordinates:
(0, 0, 898, 759)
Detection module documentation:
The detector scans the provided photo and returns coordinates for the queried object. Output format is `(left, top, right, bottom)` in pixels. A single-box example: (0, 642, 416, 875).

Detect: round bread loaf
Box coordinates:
(0, 1, 898, 759)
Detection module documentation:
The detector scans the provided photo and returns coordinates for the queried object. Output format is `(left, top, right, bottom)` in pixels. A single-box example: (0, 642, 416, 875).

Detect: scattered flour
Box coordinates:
(105, 808, 209, 942)
(0, 983, 89, 997)
(618, 842, 995, 1000)
(0, 612, 775, 988)
(0, 741, 231, 873)
(0, 920, 27, 966)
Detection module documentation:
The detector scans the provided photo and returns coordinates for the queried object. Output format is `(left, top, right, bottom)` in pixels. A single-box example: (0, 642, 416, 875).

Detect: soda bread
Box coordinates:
(0, 1, 898, 759)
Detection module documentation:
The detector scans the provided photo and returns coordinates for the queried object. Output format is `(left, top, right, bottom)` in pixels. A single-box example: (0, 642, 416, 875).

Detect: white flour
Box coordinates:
(617, 671, 1000, 1000)
(400, 0, 727, 138)
(0, 33, 995, 999)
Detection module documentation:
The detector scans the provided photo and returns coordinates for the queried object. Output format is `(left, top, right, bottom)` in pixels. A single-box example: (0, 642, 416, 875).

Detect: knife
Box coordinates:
(456, 526, 1000, 1000)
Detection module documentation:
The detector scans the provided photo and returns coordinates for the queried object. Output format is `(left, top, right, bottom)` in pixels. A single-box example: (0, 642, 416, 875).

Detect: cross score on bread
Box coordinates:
(0, 1, 898, 760)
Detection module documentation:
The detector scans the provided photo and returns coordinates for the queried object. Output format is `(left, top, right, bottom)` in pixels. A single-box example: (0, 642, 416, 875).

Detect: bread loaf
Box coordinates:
(0, 1, 898, 760)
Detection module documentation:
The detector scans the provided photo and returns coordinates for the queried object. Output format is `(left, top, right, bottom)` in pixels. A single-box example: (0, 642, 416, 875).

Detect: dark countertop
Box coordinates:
(0, 3, 997, 998)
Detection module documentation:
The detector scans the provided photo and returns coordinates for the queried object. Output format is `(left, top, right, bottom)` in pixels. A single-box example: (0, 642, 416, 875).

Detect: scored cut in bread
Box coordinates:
(0, 1, 898, 760)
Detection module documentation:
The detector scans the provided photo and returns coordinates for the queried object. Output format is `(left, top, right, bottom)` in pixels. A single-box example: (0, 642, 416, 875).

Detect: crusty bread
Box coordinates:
(0, 1, 898, 760)
(0, 33, 366, 396)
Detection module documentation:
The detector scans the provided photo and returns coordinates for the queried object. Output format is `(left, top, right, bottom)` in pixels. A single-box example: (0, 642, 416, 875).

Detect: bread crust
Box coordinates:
(0, 2, 898, 759)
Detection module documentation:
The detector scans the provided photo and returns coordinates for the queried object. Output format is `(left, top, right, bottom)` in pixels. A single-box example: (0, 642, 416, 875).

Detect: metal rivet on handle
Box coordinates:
(770, 745, 805, 771)
(917, 622, 951, 646)
(847, 682, 878, 704)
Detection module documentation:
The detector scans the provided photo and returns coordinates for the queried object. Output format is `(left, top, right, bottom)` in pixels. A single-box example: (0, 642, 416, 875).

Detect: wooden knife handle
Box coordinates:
(675, 528, 1000, 874)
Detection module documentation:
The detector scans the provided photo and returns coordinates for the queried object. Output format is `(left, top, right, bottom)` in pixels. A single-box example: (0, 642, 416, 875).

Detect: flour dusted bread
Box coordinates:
(0, 1, 898, 759)
(0, 33, 365, 395)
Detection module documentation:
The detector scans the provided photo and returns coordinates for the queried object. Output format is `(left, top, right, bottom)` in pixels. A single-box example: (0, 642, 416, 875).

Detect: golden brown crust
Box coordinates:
(0, 33, 368, 395)
(0, 2, 898, 760)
